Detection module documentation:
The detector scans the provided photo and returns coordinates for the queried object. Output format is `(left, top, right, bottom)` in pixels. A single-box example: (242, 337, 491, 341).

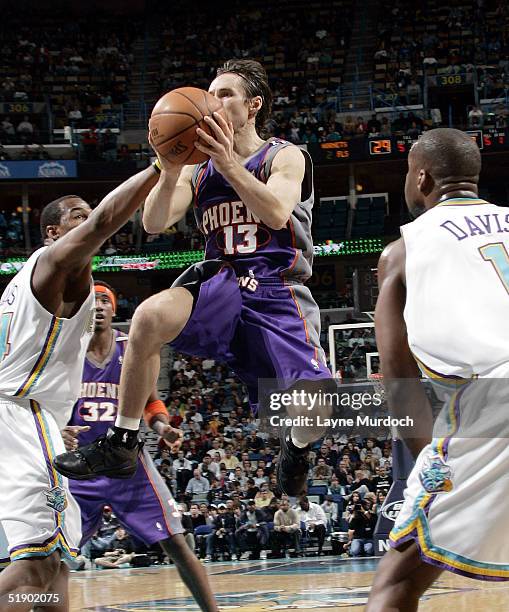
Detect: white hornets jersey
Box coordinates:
(0, 247, 95, 427)
(402, 197, 509, 379)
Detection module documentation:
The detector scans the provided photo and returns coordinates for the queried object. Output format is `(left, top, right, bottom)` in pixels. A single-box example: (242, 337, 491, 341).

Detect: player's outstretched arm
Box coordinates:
(195, 113, 304, 229)
(32, 166, 159, 315)
(142, 152, 195, 234)
(375, 238, 433, 458)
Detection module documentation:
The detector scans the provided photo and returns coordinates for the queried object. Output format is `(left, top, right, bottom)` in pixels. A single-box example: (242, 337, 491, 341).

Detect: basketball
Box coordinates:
(148, 87, 226, 165)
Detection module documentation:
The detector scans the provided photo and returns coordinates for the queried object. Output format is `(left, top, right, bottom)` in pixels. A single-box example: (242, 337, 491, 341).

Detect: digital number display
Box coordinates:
(369, 139, 392, 155)
(319, 141, 351, 159)
(466, 130, 483, 150)
(313, 128, 509, 163)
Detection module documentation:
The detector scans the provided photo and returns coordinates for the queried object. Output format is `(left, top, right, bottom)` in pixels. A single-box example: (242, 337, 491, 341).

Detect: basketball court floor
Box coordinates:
(70, 556, 509, 610)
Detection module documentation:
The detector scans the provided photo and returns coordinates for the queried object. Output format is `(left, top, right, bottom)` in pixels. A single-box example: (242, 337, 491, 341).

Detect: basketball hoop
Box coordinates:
(369, 372, 385, 402)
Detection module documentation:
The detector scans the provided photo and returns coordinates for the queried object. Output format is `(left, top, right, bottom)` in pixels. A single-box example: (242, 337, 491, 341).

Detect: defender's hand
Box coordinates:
(148, 132, 185, 173)
(61, 426, 91, 451)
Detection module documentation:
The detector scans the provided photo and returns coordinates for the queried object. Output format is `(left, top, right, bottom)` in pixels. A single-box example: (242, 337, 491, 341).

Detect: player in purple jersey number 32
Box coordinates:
(63, 281, 218, 612)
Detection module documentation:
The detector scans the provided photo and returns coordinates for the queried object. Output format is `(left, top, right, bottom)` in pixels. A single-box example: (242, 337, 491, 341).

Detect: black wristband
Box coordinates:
(152, 159, 162, 174)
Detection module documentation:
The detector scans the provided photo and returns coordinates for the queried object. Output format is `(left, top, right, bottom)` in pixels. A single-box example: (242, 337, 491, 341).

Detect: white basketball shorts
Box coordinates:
(0, 397, 81, 562)
(390, 365, 509, 580)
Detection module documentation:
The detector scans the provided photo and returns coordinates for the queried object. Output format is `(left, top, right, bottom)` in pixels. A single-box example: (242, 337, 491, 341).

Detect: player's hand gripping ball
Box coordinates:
(149, 87, 227, 165)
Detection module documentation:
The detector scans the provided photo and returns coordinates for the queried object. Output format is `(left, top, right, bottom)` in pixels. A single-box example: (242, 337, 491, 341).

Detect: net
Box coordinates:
(369, 372, 385, 403)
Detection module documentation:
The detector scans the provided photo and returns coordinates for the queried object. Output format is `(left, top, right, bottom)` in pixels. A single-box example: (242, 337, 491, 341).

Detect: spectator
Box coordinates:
(312, 457, 333, 480)
(178, 503, 196, 552)
(379, 448, 393, 469)
(346, 499, 377, 557)
(468, 105, 484, 128)
(222, 447, 240, 471)
(297, 496, 327, 556)
(189, 503, 206, 530)
(360, 439, 382, 462)
(236, 500, 268, 560)
(321, 495, 339, 532)
(1, 116, 15, 143)
(102, 129, 118, 161)
(204, 504, 237, 562)
(94, 527, 136, 569)
(272, 498, 301, 558)
(174, 450, 193, 491)
(254, 483, 274, 509)
(373, 465, 393, 492)
(68, 106, 83, 125)
(0, 145, 10, 161)
(406, 79, 422, 104)
(16, 115, 34, 142)
(186, 468, 210, 496)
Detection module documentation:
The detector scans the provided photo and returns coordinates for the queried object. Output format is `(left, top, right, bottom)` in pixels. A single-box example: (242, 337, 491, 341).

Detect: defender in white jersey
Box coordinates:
(0, 164, 159, 611)
(367, 129, 509, 611)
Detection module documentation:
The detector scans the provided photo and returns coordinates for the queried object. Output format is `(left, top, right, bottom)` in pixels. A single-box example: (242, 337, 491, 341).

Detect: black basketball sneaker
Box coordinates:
(53, 428, 141, 480)
(276, 427, 311, 496)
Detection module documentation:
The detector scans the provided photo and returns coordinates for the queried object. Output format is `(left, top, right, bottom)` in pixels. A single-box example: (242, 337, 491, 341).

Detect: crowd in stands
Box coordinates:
(79, 351, 392, 567)
(0, 7, 137, 145)
(373, 0, 509, 105)
(157, 0, 353, 109)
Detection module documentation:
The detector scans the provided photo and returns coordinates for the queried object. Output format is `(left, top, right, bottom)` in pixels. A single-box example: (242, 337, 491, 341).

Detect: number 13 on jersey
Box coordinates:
(223, 224, 258, 255)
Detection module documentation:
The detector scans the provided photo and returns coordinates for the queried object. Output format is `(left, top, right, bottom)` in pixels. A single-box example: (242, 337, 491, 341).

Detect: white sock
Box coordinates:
(291, 432, 309, 449)
(115, 415, 140, 431)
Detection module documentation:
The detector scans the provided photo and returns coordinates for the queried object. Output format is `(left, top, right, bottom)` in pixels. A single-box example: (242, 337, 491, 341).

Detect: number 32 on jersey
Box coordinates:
(80, 401, 117, 421)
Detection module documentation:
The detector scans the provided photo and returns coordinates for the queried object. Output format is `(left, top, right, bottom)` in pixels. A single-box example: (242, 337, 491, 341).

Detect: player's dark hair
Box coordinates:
(414, 128, 481, 181)
(217, 59, 273, 136)
(40, 195, 81, 239)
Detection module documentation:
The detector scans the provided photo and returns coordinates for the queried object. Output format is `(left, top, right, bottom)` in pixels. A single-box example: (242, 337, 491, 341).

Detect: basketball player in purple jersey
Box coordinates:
(54, 59, 334, 497)
(65, 281, 218, 612)
(0, 166, 162, 610)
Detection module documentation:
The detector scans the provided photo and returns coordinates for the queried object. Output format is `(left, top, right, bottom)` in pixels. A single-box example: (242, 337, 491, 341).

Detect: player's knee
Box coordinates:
(20, 552, 61, 590)
(160, 534, 189, 560)
(130, 300, 163, 342)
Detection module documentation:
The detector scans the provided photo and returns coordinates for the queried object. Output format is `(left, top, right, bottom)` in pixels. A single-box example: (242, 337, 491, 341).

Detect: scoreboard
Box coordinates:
(312, 127, 509, 164)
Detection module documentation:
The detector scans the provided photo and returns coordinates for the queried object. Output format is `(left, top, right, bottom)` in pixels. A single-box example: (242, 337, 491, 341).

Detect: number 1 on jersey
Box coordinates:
(0, 312, 13, 362)
(480, 243, 509, 293)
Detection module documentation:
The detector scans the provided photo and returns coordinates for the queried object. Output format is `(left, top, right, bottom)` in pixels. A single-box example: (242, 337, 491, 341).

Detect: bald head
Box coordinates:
(405, 128, 481, 214)
(411, 128, 481, 181)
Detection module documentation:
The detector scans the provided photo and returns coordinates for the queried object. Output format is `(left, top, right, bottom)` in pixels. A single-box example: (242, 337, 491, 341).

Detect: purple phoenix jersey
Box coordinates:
(192, 138, 314, 283)
(171, 139, 332, 411)
(68, 330, 183, 545)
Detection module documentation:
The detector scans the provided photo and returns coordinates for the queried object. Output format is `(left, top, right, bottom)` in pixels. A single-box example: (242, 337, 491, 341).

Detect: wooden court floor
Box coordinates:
(70, 556, 509, 611)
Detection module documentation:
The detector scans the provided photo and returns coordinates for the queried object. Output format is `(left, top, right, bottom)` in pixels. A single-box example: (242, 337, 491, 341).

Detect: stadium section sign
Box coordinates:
(0, 160, 77, 179)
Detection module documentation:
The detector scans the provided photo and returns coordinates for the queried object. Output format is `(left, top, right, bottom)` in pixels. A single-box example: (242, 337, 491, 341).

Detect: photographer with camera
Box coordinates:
(94, 527, 136, 569)
(346, 499, 378, 557)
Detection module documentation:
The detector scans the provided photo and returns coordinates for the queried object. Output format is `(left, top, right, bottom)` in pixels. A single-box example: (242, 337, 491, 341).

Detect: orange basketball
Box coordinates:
(148, 87, 226, 165)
